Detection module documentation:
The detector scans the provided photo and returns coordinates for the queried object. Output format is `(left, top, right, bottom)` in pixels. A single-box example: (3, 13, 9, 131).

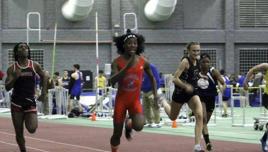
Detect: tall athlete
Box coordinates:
(68, 64, 83, 113)
(109, 29, 158, 152)
(159, 42, 205, 152)
(5, 42, 47, 152)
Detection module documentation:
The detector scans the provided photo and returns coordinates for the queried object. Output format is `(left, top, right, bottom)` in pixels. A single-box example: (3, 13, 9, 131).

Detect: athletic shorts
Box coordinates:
(172, 88, 198, 104)
(200, 96, 216, 113)
(113, 98, 143, 124)
(11, 97, 37, 113)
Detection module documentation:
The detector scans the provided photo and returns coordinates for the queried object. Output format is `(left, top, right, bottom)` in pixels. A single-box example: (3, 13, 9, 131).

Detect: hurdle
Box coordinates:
(41, 87, 69, 119)
(231, 86, 257, 127)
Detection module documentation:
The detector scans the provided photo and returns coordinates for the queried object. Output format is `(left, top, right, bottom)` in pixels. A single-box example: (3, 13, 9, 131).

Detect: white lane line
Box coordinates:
(0, 131, 109, 152)
(0, 140, 50, 152)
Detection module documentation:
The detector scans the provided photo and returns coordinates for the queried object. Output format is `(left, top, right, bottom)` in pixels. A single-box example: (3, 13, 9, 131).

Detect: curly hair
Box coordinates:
(13, 42, 31, 61)
(113, 29, 145, 55)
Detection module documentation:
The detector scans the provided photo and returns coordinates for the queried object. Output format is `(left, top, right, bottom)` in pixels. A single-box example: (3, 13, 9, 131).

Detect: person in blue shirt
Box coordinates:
(238, 73, 249, 107)
(220, 69, 231, 117)
(141, 63, 161, 128)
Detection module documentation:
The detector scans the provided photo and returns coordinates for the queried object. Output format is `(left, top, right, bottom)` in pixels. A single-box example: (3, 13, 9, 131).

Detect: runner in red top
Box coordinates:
(110, 29, 158, 152)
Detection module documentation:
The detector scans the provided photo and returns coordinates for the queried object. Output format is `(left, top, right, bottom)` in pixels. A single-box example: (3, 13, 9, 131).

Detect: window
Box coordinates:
(239, 0, 268, 27)
(239, 48, 268, 73)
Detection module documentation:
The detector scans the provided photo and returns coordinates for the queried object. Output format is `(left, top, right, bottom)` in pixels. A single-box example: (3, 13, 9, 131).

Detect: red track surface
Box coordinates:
(0, 117, 260, 152)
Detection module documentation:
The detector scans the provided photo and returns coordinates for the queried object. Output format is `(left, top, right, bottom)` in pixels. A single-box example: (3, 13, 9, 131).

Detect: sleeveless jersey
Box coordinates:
(70, 72, 82, 96)
(115, 56, 145, 101)
(11, 60, 36, 104)
(176, 56, 199, 90)
(197, 67, 218, 97)
(62, 76, 70, 89)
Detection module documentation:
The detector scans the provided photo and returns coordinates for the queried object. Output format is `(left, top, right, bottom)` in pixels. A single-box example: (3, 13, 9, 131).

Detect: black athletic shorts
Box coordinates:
(200, 95, 216, 113)
(172, 87, 198, 104)
(11, 97, 37, 113)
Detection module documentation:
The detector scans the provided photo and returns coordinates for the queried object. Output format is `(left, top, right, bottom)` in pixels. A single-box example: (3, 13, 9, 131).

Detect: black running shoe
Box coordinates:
(206, 143, 213, 151)
(125, 118, 132, 141)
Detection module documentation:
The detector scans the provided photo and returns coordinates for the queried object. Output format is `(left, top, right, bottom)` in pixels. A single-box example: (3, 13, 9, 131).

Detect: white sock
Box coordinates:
(194, 144, 201, 150)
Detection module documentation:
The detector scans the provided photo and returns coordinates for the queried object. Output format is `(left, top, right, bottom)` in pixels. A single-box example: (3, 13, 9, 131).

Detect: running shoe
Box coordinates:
(206, 143, 213, 151)
(124, 118, 132, 141)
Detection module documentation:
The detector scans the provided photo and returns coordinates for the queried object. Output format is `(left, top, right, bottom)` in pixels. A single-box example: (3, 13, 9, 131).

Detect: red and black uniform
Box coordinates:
(114, 56, 145, 124)
(11, 60, 37, 112)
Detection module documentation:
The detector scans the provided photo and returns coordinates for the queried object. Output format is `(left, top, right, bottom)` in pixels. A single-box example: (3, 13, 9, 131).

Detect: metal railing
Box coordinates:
(48, 88, 69, 115)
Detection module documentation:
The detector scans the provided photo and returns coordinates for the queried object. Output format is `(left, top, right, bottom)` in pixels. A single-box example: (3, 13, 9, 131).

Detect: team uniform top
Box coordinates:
(70, 72, 82, 96)
(176, 56, 199, 91)
(62, 77, 70, 89)
(116, 56, 145, 99)
(11, 60, 37, 107)
(113, 55, 145, 124)
(197, 67, 218, 97)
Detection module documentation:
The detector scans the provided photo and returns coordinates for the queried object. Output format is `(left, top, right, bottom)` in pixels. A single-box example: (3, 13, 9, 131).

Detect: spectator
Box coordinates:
(61, 70, 70, 89)
(53, 72, 62, 87)
(0, 70, 4, 85)
(0, 70, 4, 80)
(38, 71, 54, 115)
(95, 70, 107, 96)
(142, 62, 161, 128)
(159, 72, 165, 93)
(220, 69, 231, 117)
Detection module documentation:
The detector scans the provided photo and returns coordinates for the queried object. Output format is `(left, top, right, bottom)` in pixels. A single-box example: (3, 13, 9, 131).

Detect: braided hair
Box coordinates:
(113, 29, 145, 55)
(13, 42, 31, 61)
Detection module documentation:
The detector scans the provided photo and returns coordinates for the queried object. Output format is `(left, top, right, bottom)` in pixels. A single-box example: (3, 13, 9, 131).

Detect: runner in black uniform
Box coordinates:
(197, 53, 225, 151)
(5, 42, 47, 152)
(160, 42, 204, 152)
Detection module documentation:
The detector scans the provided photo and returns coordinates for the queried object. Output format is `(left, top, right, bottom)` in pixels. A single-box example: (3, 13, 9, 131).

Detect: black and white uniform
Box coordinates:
(197, 67, 218, 113)
(172, 56, 200, 103)
(11, 60, 37, 112)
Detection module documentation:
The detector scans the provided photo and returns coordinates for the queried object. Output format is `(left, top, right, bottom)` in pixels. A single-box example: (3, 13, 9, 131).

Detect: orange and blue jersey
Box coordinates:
(114, 56, 145, 124)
